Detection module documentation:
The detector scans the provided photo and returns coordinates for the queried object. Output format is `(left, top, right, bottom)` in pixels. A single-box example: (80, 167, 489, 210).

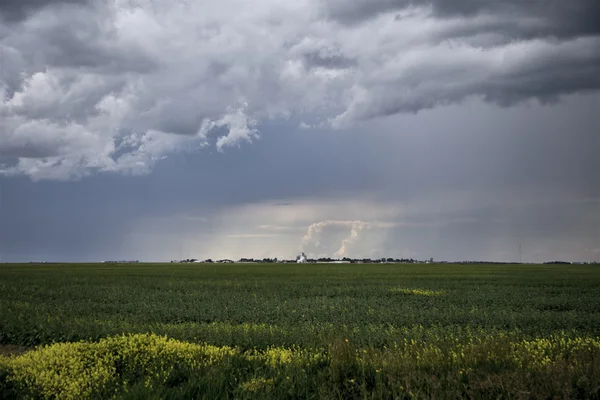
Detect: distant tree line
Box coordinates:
(169, 258, 598, 265)
(174, 257, 422, 264)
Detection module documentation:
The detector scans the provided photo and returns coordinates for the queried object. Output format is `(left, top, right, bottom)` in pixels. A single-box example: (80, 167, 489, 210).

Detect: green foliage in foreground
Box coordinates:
(1, 332, 599, 399)
(0, 263, 599, 398)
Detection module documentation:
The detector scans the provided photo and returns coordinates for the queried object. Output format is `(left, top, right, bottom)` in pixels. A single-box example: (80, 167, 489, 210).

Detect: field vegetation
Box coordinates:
(0, 263, 599, 399)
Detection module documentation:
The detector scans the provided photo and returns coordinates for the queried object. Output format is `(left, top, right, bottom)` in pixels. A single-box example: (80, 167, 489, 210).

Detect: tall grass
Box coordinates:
(1, 332, 599, 399)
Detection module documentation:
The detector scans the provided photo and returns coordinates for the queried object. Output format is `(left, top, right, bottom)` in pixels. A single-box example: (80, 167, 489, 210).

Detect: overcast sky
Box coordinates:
(0, 0, 599, 262)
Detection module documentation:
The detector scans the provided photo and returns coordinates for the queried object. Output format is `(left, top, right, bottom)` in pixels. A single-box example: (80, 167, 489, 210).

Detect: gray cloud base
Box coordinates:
(0, 0, 88, 22)
(324, 0, 600, 38)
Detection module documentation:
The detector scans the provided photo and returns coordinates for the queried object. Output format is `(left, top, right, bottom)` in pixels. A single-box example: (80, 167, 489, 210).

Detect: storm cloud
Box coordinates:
(323, 0, 600, 38)
(0, 0, 598, 180)
(0, 0, 88, 22)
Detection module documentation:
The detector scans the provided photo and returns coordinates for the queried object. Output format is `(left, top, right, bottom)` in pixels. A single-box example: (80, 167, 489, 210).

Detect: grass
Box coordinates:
(0, 262, 599, 399)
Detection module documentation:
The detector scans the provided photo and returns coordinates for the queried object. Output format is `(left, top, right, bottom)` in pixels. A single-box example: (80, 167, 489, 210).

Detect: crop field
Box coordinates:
(1, 263, 599, 399)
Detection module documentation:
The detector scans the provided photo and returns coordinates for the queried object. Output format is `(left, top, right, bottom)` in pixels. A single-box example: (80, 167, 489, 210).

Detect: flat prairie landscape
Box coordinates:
(1, 263, 599, 399)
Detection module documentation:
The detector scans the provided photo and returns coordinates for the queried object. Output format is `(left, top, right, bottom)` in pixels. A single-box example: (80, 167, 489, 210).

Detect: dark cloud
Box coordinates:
(3, 5, 157, 75)
(36, 26, 156, 74)
(332, 36, 600, 125)
(482, 63, 600, 107)
(0, 0, 87, 22)
(303, 50, 356, 70)
(432, 0, 600, 38)
(324, 0, 600, 39)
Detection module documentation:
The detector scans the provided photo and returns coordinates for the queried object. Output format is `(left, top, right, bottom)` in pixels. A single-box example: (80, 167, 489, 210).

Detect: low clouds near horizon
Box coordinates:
(0, 0, 598, 262)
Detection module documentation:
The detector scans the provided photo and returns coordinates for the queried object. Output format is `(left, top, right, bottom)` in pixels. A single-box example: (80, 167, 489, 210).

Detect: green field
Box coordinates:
(1, 263, 599, 399)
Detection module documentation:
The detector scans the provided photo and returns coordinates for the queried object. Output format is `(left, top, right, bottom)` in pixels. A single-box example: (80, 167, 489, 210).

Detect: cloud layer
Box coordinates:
(2, 89, 598, 262)
(1, 0, 599, 179)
